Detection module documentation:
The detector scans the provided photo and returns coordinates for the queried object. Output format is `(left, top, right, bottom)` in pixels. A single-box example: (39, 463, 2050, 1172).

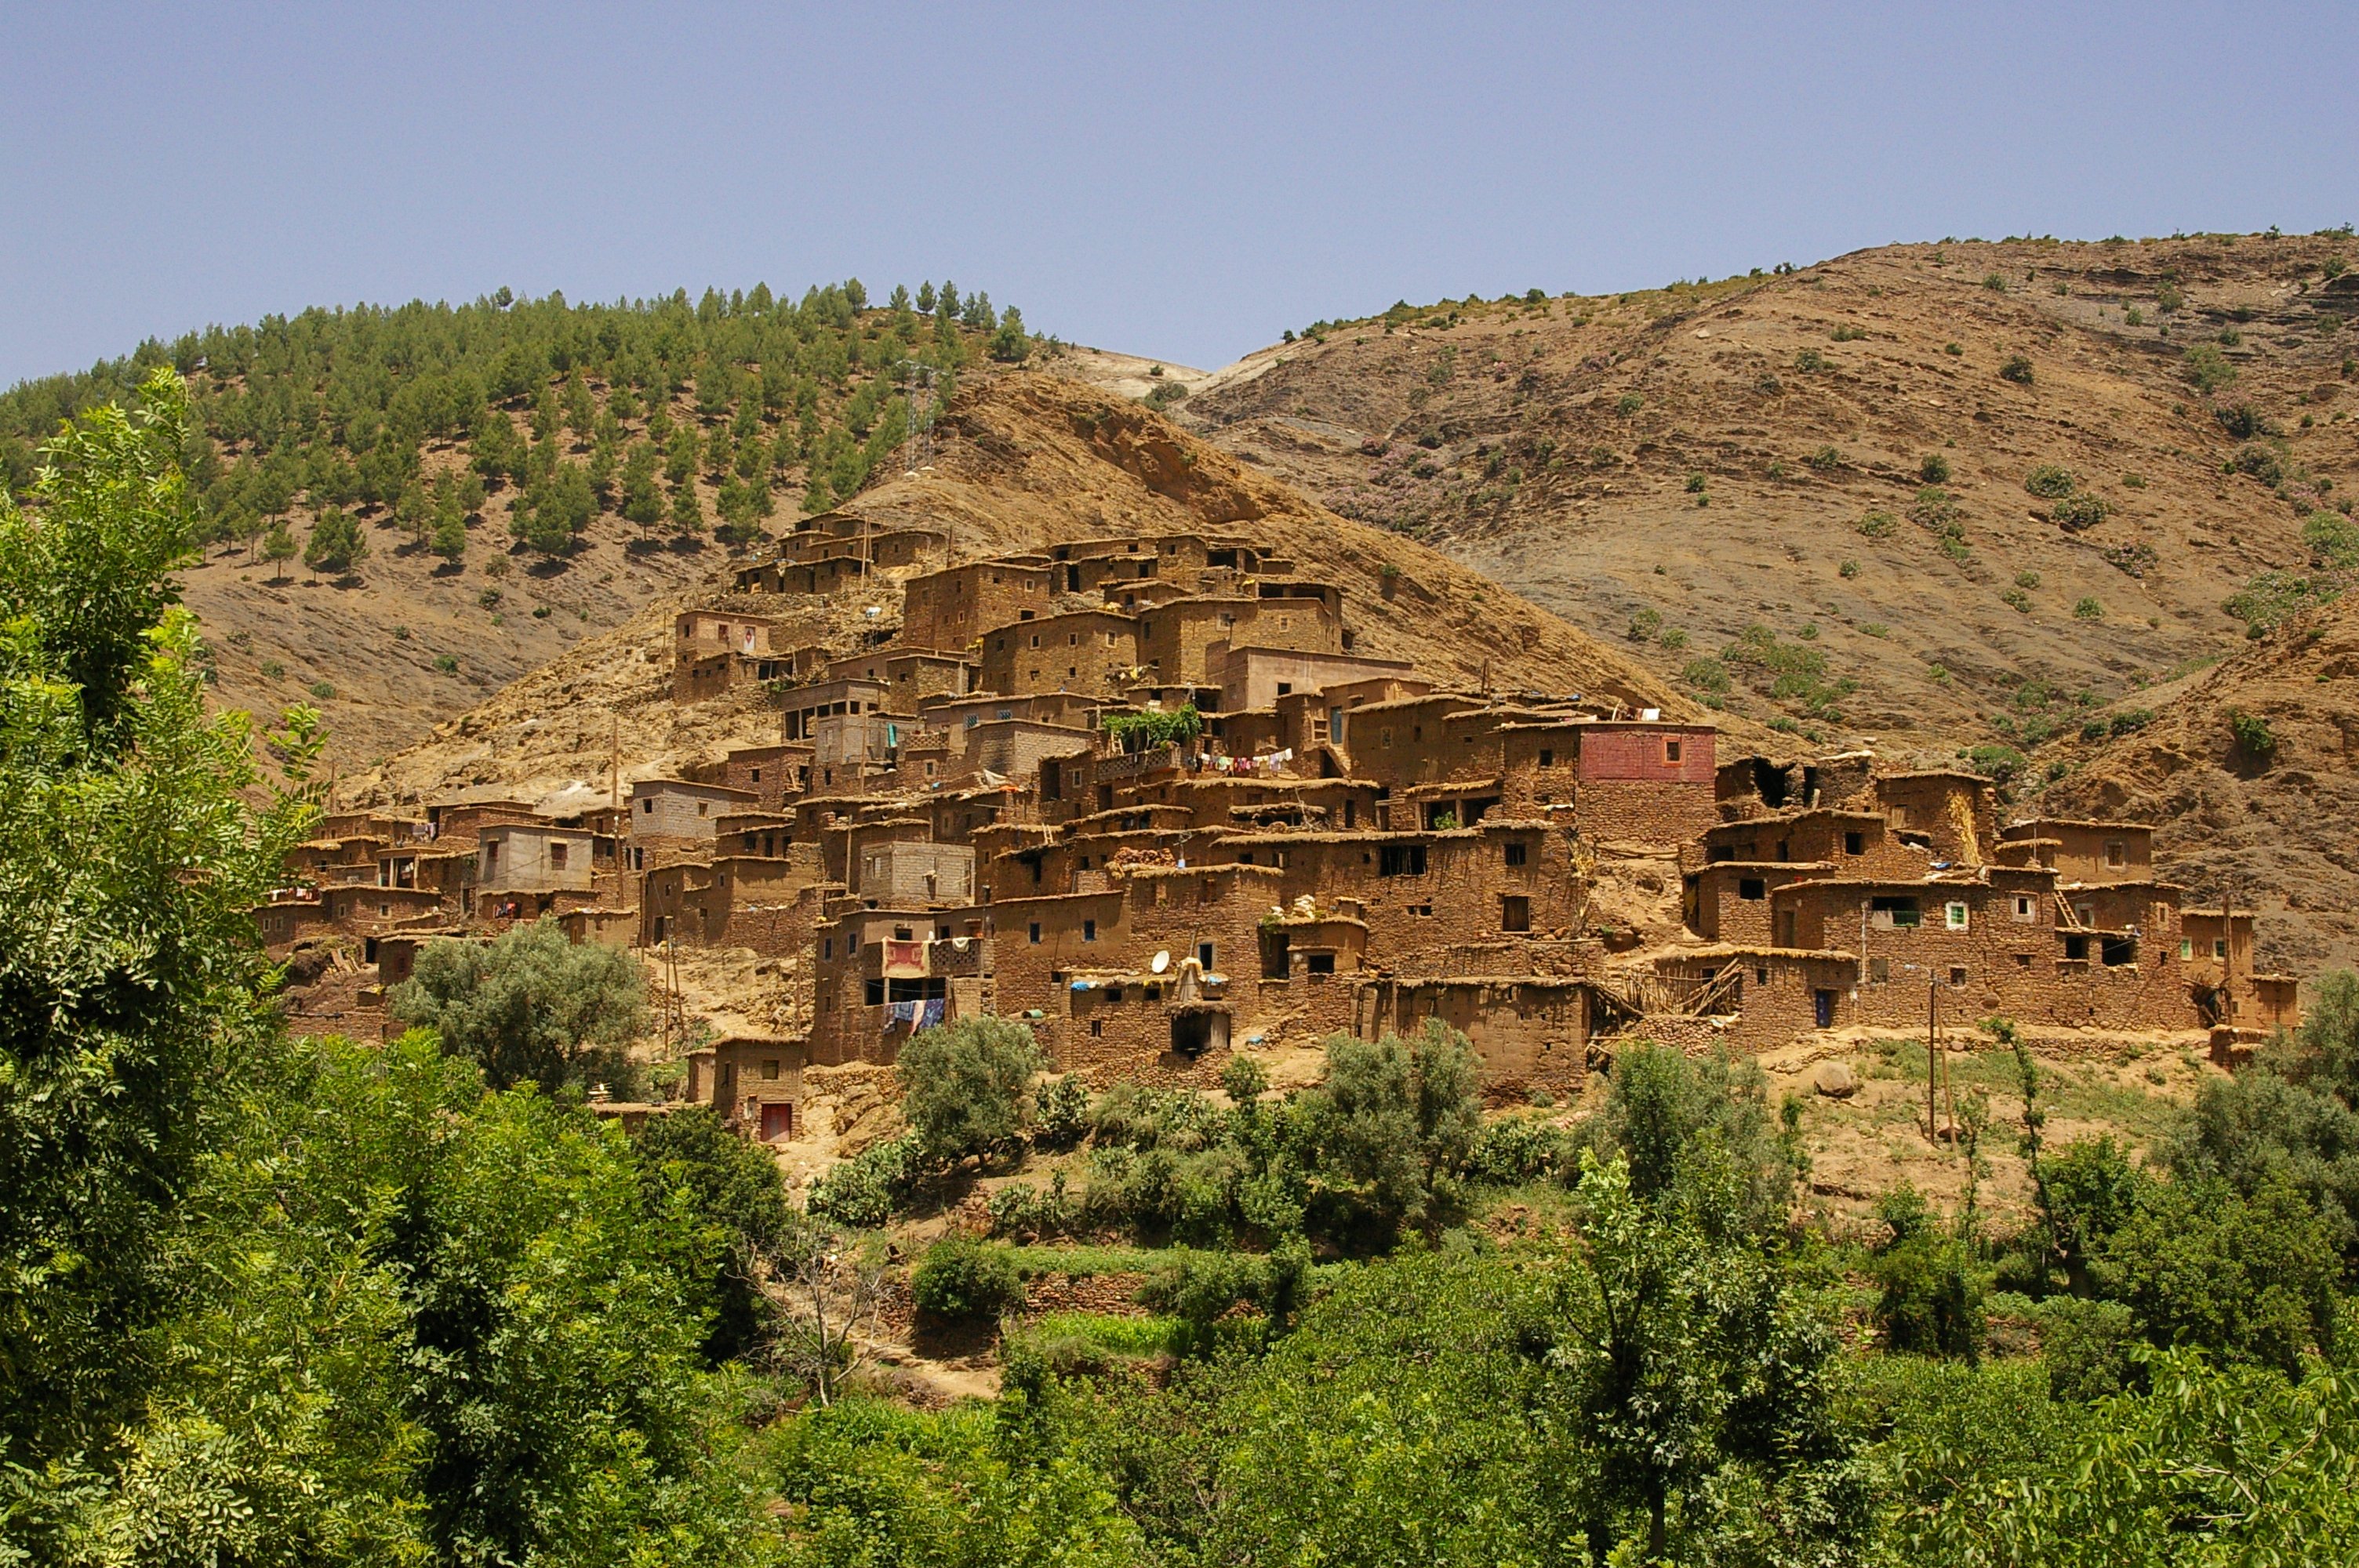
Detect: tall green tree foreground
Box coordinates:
(0, 369, 323, 1469)
(3, 1033, 766, 1566)
(387, 915, 647, 1092)
(1541, 1152, 1868, 1563)
(1877, 1351, 2359, 1566)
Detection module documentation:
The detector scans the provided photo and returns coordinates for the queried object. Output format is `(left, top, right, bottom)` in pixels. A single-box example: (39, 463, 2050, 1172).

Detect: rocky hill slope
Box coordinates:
(344, 373, 1711, 808)
(1175, 233, 2357, 767)
(2041, 593, 2359, 977)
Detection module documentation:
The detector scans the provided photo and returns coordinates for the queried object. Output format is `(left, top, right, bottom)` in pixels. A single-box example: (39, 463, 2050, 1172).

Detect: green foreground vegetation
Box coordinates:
(4, 377, 2358, 1564)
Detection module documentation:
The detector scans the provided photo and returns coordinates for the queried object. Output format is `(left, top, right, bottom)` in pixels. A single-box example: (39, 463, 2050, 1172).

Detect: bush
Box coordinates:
(1807, 445, 1842, 472)
(1032, 1073, 1092, 1150)
(1856, 510, 1898, 539)
(897, 1017, 1043, 1168)
(1965, 743, 2027, 785)
(2039, 1297, 2138, 1401)
(2228, 708, 2277, 756)
(2231, 441, 2284, 483)
(1793, 349, 1825, 373)
(806, 1131, 919, 1229)
(1680, 655, 1730, 695)
(2072, 597, 2104, 621)
(1919, 452, 1951, 484)
(2303, 509, 2359, 568)
(1467, 1116, 1576, 1184)
(2225, 570, 2339, 636)
(2024, 464, 2077, 499)
(1873, 1192, 1985, 1360)
(2050, 492, 2114, 532)
(911, 1236, 1024, 1320)
(2218, 403, 2268, 441)
(2183, 344, 2237, 394)
(1998, 355, 2034, 384)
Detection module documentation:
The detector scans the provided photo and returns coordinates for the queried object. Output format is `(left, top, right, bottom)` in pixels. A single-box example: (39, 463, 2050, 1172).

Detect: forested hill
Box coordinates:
(0, 280, 1037, 767)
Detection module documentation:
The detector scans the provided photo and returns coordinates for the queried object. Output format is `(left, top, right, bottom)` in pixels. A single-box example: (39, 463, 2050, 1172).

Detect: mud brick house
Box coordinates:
(627, 779, 759, 872)
(1209, 646, 1421, 715)
(980, 608, 1141, 697)
(684, 1035, 808, 1141)
(672, 612, 788, 702)
(722, 742, 813, 811)
(822, 648, 976, 704)
(899, 558, 1053, 652)
(780, 677, 891, 743)
(810, 905, 987, 1065)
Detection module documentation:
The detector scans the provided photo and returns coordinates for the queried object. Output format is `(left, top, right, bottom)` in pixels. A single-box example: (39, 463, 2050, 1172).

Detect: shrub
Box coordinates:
(1919, 453, 1951, 484)
(1793, 348, 1826, 373)
(2024, 464, 2077, 499)
(1684, 472, 1707, 493)
(2227, 709, 2277, 756)
(1909, 487, 1960, 533)
(2002, 589, 2031, 613)
(1614, 393, 1644, 417)
(1681, 655, 1731, 694)
(898, 1017, 1044, 1168)
(1807, 445, 1842, 472)
(911, 1236, 1024, 1320)
(1965, 743, 2027, 785)
(2183, 344, 2237, 394)
(2051, 493, 2114, 532)
(1872, 1185, 1984, 1359)
(1627, 607, 1663, 641)
(2303, 509, 2359, 568)
(2125, 306, 2145, 325)
(307, 681, 335, 700)
(433, 654, 459, 673)
(1467, 1116, 1576, 1184)
(1856, 510, 1898, 539)
(1839, 558, 1860, 579)
(2101, 543, 2157, 576)
(2109, 708, 2154, 736)
(2015, 571, 2041, 589)
(1998, 355, 2035, 384)
(2225, 571, 2338, 636)
(2072, 597, 2104, 621)
(807, 1131, 919, 1229)
(2155, 282, 2183, 313)
(1033, 1073, 1092, 1149)
(1982, 273, 2008, 292)
(2216, 401, 2273, 440)
(2230, 442, 2284, 484)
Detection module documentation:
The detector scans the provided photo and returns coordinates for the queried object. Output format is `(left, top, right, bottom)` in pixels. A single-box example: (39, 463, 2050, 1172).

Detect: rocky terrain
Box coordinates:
(2045, 592, 2359, 975)
(1171, 233, 2356, 760)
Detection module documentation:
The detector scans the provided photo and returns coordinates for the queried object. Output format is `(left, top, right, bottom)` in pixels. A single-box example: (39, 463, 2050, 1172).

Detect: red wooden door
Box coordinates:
(759, 1102, 794, 1142)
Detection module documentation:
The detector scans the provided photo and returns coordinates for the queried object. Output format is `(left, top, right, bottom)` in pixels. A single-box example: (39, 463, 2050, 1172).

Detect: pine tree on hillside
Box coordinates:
(916, 281, 936, 314)
(669, 481, 704, 535)
(302, 506, 366, 577)
(429, 508, 467, 564)
(619, 443, 663, 528)
(261, 517, 296, 583)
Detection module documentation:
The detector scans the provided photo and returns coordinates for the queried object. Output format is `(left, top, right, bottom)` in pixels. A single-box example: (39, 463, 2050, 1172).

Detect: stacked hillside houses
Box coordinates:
(260, 518, 2297, 1141)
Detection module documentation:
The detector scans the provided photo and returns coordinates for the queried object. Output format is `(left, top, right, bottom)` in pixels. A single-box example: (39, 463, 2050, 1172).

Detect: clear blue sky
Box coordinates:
(5, 2, 2354, 386)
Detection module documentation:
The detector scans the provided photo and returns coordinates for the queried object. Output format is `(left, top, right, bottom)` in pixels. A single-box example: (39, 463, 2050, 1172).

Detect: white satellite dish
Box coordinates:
(1150, 950, 1172, 974)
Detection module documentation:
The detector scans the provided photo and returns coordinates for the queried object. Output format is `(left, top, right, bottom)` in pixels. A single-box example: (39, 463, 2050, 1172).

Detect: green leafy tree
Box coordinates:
(260, 515, 297, 581)
(428, 507, 467, 564)
(669, 479, 706, 535)
(1870, 1181, 1985, 1359)
(387, 916, 646, 1091)
(302, 504, 367, 575)
(2098, 1178, 2339, 1377)
(896, 1016, 1043, 1168)
(989, 305, 1030, 363)
(634, 1104, 798, 1361)
(0, 368, 322, 1473)
(620, 440, 663, 527)
(1544, 1151, 1864, 1559)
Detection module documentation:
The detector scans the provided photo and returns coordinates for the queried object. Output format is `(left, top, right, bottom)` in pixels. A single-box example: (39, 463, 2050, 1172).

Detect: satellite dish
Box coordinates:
(1150, 950, 1172, 974)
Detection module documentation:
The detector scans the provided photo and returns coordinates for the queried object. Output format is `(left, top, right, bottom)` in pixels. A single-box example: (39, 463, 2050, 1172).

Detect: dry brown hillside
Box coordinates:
(2041, 593, 2359, 978)
(1171, 233, 2357, 764)
(343, 373, 1712, 808)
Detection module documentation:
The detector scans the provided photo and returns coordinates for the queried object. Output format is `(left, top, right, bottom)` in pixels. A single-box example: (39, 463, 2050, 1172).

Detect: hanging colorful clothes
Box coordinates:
(917, 997, 947, 1031)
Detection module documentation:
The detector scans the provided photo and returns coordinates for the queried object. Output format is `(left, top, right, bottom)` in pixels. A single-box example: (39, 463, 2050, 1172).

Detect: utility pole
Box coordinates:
(1927, 980, 1939, 1145)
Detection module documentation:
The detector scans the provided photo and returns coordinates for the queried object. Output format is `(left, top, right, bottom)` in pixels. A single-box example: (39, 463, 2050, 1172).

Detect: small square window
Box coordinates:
(1664, 739, 1683, 764)
(1739, 878, 1767, 900)
(1946, 902, 1970, 931)
(1538, 747, 1554, 768)
(1844, 832, 1863, 855)
(1504, 841, 1528, 867)
(2016, 953, 2033, 968)
(1949, 966, 1968, 986)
